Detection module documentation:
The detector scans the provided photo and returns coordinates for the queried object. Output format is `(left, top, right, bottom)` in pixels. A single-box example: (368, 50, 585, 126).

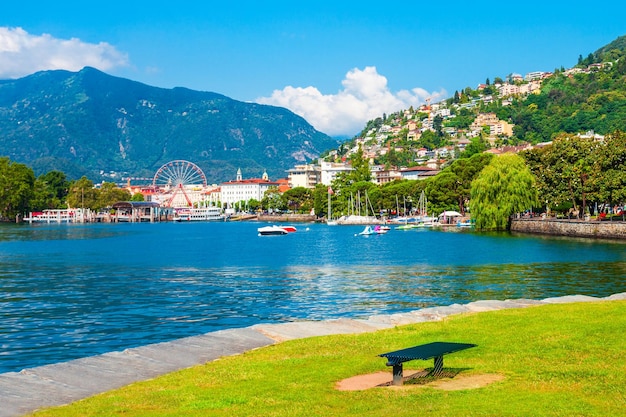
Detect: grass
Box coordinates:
(29, 301, 626, 417)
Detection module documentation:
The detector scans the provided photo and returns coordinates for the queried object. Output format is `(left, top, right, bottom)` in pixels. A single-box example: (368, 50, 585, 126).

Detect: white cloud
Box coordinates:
(0, 27, 128, 79)
(256, 66, 446, 137)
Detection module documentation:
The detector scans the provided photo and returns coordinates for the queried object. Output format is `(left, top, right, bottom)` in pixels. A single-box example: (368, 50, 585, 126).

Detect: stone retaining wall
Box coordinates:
(510, 218, 626, 240)
(257, 214, 316, 223)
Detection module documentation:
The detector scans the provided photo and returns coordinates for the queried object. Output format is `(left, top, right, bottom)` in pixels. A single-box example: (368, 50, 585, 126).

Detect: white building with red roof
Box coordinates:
(220, 168, 280, 208)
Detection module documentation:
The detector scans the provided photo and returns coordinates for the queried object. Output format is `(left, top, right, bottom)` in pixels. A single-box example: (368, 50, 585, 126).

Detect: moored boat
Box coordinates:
(25, 209, 85, 223)
(173, 206, 225, 222)
(257, 225, 296, 235)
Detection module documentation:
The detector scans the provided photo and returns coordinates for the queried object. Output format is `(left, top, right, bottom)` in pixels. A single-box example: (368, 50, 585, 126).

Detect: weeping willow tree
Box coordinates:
(470, 153, 538, 230)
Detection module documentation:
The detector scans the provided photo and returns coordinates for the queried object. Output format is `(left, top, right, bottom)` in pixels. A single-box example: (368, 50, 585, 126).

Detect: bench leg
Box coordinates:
(432, 356, 443, 375)
(392, 363, 403, 386)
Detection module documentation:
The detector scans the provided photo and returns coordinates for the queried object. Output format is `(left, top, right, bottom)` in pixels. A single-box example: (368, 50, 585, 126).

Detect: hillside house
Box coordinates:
(371, 165, 402, 185)
(400, 166, 439, 180)
(320, 161, 353, 186)
(287, 164, 321, 189)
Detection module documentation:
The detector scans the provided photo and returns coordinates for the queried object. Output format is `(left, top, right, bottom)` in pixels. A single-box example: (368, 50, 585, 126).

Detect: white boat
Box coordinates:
(336, 215, 379, 225)
(257, 225, 296, 236)
(173, 207, 224, 222)
(25, 209, 84, 223)
(374, 225, 388, 234)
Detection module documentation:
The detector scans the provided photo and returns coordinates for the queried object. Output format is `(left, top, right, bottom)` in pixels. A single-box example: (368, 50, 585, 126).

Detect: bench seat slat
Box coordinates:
(379, 342, 476, 364)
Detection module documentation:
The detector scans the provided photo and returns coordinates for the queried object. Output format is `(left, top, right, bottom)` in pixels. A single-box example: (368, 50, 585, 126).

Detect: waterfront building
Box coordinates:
(287, 164, 320, 189)
(220, 169, 279, 208)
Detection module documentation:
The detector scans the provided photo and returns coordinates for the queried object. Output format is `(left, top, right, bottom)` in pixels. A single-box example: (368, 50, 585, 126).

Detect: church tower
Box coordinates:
(236, 168, 242, 181)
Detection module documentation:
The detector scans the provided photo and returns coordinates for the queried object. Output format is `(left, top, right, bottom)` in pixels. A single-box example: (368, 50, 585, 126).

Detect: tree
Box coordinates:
(528, 134, 597, 215)
(449, 153, 494, 214)
(461, 137, 488, 157)
(281, 187, 313, 213)
(470, 154, 538, 230)
(433, 115, 445, 138)
(31, 170, 69, 210)
(66, 177, 98, 210)
(347, 145, 371, 183)
(426, 171, 463, 216)
(425, 153, 493, 215)
(97, 182, 131, 209)
(261, 187, 284, 213)
(591, 130, 626, 206)
(0, 157, 35, 220)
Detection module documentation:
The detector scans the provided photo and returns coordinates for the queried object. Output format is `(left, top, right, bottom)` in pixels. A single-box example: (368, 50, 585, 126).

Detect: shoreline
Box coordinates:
(1, 292, 625, 417)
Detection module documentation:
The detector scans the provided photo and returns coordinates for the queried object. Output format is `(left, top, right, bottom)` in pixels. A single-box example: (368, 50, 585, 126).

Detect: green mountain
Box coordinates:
(0, 67, 339, 183)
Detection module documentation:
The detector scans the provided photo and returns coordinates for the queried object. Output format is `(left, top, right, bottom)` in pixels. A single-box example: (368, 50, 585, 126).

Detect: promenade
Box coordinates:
(1, 292, 624, 416)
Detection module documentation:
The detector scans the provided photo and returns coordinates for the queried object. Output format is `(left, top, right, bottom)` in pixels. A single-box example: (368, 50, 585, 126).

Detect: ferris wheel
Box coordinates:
(153, 160, 207, 207)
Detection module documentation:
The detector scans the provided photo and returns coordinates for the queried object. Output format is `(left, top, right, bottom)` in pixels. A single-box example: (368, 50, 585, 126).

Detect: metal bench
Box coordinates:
(379, 341, 477, 385)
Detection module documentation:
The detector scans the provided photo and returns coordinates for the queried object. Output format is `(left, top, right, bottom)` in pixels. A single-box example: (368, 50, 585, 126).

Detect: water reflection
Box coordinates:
(0, 222, 624, 372)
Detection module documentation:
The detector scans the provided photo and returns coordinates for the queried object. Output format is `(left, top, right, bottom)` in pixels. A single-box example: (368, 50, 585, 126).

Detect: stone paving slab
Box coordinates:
(542, 294, 601, 304)
(1, 294, 624, 417)
(504, 298, 548, 307)
(465, 299, 533, 312)
(252, 318, 384, 341)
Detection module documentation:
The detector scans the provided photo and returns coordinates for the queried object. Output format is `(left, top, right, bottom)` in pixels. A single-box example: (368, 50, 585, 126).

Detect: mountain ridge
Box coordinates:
(0, 67, 340, 183)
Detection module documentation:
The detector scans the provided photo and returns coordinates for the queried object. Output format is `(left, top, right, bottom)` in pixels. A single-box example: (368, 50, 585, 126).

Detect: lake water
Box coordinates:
(1, 221, 625, 373)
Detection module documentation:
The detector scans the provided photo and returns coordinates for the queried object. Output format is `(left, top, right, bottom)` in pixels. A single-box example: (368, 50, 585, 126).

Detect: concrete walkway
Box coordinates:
(2, 293, 624, 416)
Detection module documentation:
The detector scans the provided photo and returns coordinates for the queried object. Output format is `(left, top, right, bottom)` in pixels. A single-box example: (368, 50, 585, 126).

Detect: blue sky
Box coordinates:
(2, 1, 625, 136)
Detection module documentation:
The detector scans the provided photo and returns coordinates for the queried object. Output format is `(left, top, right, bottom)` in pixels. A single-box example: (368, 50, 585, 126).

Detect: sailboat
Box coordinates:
(336, 191, 378, 225)
(395, 195, 420, 230)
(416, 190, 436, 226)
(326, 186, 337, 225)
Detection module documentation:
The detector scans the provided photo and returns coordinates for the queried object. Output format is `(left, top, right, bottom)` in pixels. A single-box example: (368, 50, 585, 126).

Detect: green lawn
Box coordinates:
(30, 301, 626, 417)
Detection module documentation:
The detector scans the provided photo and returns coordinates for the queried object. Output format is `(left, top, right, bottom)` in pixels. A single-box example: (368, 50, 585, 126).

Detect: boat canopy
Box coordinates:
(438, 210, 462, 218)
(112, 201, 161, 209)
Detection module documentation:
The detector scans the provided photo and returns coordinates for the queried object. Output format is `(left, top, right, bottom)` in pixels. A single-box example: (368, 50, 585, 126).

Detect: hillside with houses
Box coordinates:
(286, 58, 617, 190)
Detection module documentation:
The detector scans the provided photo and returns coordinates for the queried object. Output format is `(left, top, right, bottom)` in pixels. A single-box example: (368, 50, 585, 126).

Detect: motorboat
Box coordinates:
(257, 225, 296, 236)
(396, 223, 422, 230)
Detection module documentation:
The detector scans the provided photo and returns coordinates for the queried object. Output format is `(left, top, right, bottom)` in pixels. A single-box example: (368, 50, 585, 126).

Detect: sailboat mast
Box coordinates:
(328, 189, 331, 220)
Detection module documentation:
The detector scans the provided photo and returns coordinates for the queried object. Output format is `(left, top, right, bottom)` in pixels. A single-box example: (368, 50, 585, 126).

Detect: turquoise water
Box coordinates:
(0, 221, 625, 373)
